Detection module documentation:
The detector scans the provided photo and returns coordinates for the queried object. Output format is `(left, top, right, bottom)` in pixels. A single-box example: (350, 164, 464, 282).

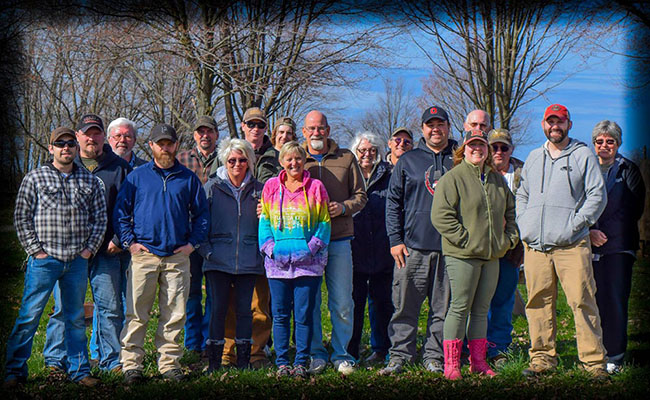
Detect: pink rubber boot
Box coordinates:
(443, 339, 463, 380)
(468, 338, 496, 376)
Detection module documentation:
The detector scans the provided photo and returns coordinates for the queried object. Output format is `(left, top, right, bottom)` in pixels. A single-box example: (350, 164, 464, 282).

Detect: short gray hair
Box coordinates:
(218, 138, 256, 174)
(592, 120, 622, 146)
(278, 141, 306, 163)
(107, 118, 138, 138)
(349, 131, 386, 163)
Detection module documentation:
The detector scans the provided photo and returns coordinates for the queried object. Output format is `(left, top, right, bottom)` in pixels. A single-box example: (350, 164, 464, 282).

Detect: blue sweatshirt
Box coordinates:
(114, 160, 209, 256)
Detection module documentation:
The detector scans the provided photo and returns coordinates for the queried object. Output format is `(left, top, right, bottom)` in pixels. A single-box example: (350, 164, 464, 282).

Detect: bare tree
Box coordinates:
(404, 0, 602, 131)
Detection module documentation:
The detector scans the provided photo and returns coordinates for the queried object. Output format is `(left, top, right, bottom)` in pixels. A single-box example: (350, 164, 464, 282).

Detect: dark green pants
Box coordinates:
(443, 256, 499, 341)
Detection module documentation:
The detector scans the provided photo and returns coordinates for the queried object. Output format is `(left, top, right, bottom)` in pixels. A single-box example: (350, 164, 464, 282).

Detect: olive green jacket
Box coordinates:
(431, 159, 519, 260)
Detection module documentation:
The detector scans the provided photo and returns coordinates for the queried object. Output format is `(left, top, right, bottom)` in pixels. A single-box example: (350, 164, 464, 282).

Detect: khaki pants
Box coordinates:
(524, 238, 606, 371)
(120, 252, 190, 373)
(222, 274, 272, 364)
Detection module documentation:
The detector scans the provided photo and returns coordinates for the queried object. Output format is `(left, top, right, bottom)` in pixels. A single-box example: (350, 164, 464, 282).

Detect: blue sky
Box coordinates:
(327, 18, 646, 162)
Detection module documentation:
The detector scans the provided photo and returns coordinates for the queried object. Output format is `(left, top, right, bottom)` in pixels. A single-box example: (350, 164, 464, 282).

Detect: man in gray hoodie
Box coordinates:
(516, 104, 608, 379)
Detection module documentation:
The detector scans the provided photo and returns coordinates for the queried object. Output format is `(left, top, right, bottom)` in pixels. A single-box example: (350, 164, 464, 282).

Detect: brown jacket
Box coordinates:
(176, 147, 219, 185)
(303, 139, 367, 240)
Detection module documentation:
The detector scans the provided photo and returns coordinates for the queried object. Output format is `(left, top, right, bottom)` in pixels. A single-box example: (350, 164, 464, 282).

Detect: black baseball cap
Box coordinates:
(421, 106, 449, 124)
(150, 123, 178, 143)
(77, 113, 104, 133)
(193, 115, 217, 131)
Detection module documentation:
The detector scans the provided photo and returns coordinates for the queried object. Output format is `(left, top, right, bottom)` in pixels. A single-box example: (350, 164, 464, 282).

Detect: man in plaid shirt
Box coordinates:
(4, 127, 107, 389)
(176, 115, 220, 357)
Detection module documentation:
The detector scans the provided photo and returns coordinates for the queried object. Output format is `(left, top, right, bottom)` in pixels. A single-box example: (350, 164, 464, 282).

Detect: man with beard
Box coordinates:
(302, 110, 367, 375)
(108, 118, 147, 168)
(5, 127, 106, 388)
(177, 115, 220, 358)
(387, 127, 414, 166)
(43, 114, 132, 374)
(114, 123, 209, 384)
(381, 106, 456, 375)
(516, 104, 608, 379)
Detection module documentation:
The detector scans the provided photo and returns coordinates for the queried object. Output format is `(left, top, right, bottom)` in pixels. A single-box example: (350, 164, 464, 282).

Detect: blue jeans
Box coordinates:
(89, 251, 129, 362)
(270, 276, 321, 367)
(44, 251, 128, 371)
(5, 255, 91, 382)
(486, 258, 519, 358)
(184, 252, 211, 351)
(311, 239, 355, 363)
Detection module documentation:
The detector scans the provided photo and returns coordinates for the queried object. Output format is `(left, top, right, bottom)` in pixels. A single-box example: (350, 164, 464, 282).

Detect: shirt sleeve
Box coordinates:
(14, 172, 42, 256)
(341, 155, 367, 215)
(307, 181, 331, 254)
(386, 159, 405, 247)
(85, 177, 108, 254)
(188, 174, 209, 247)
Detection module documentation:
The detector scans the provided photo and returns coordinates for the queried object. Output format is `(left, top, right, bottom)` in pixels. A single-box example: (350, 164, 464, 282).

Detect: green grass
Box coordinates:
(1, 220, 649, 398)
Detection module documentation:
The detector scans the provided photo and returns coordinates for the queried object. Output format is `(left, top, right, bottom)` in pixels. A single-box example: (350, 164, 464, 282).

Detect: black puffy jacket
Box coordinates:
(351, 161, 394, 274)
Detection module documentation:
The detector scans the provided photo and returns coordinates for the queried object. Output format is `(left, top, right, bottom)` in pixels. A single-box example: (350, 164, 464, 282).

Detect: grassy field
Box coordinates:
(0, 208, 649, 398)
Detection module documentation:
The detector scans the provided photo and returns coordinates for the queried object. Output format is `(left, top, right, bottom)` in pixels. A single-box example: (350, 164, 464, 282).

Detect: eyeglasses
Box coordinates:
(357, 147, 377, 155)
(52, 139, 77, 148)
(392, 137, 412, 146)
(491, 144, 510, 153)
(227, 157, 249, 166)
(594, 138, 616, 146)
(245, 121, 266, 130)
(111, 134, 133, 141)
(305, 126, 327, 132)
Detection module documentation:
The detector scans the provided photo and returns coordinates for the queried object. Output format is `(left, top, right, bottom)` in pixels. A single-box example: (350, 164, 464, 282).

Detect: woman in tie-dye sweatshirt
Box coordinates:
(258, 141, 330, 378)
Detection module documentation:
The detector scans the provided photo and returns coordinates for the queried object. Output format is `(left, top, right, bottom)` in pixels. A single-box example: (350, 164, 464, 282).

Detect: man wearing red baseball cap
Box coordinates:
(516, 104, 608, 379)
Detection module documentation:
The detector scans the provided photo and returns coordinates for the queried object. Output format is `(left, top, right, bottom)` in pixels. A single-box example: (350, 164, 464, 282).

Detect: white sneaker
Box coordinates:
(606, 362, 622, 374)
(336, 360, 356, 375)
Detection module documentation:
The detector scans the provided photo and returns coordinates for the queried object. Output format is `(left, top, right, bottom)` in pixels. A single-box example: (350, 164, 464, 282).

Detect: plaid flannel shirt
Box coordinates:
(14, 163, 107, 261)
(176, 147, 219, 184)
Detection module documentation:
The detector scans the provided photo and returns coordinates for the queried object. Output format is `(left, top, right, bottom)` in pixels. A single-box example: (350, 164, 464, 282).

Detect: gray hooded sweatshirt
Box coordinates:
(516, 138, 606, 252)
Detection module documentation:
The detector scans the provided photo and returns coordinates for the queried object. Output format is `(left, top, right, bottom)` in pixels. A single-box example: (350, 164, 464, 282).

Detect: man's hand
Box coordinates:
(328, 201, 343, 218)
(174, 243, 195, 256)
(390, 244, 409, 269)
(106, 241, 122, 255)
(129, 243, 150, 255)
(257, 201, 263, 218)
(80, 249, 93, 259)
(34, 251, 48, 259)
(589, 229, 608, 247)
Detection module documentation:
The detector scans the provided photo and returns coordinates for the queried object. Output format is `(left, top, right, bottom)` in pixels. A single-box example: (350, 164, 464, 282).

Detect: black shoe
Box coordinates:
(364, 352, 387, 367)
(3, 376, 26, 390)
(124, 369, 144, 385)
(162, 368, 185, 382)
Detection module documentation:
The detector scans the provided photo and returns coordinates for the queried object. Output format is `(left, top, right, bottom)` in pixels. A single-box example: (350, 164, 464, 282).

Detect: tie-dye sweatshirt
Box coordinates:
(259, 169, 331, 279)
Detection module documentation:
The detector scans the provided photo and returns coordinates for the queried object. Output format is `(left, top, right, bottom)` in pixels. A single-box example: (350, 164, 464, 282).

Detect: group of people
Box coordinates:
(3, 101, 645, 388)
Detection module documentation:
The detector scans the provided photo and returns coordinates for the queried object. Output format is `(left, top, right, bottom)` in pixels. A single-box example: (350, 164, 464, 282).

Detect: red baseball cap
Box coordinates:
(543, 104, 570, 121)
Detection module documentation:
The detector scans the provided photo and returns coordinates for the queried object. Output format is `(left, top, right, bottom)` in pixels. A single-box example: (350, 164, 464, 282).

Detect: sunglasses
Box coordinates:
(491, 144, 510, 152)
(52, 139, 77, 148)
(393, 137, 412, 146)
(227, 157, 249, 166)
(595, 138, 616, 146)
(246, 121, 266, 130)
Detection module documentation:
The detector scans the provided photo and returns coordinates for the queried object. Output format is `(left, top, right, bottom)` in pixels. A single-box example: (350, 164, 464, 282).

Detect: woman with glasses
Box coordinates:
(589, 120, 645, 374)
(431, 130, 519, 380)
(259, 141, 331, 378)
(197, 138, 265, 372)
(271, 117, 297, 152)
(347, 132, 395, 366)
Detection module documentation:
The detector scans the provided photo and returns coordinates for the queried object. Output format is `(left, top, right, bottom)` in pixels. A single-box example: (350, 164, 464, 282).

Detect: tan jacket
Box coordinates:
(303, 139, 367, 240)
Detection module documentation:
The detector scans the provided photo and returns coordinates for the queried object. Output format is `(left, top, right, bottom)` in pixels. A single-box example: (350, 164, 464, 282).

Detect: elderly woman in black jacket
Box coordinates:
(197, 138, 265, 373)
(590, 120, 646, 374)
(348, 131, 395, 365)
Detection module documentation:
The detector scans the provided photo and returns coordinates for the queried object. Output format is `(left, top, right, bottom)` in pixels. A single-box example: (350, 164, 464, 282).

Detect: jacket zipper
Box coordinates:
(161, 171, 181, 192)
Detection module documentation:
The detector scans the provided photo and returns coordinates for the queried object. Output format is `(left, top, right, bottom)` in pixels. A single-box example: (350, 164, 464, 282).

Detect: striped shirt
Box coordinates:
(14, 163, 107, 261)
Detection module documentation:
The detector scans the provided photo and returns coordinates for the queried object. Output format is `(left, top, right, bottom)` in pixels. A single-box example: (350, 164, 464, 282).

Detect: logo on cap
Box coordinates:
(83, 116, 101, 124)
(430, 107, 438, 114)
(471, 131, 482, 137)
(551, 105, 561, 111)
